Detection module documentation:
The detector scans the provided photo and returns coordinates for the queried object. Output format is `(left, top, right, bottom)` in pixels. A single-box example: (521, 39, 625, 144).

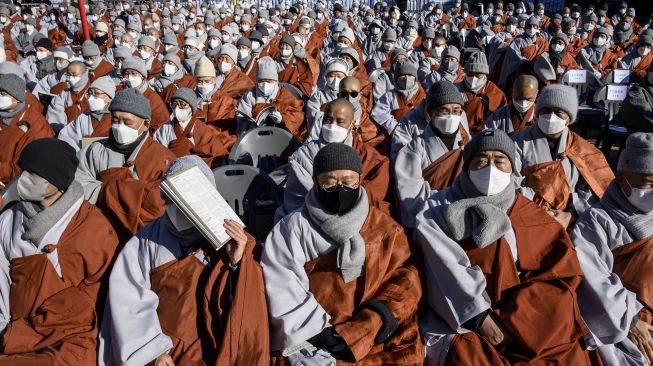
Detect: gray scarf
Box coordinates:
(438, 171, 516, 248)
(601, 182, 653, 241)
(305, 188, 369, 283)
(20, 182, 84, 246)
(151, 67, 184, 93)
(587, 44, 607, 65)
(396, 79, 419, 100)
(71, 71, 90, 93)
(0, 102, 24, 125)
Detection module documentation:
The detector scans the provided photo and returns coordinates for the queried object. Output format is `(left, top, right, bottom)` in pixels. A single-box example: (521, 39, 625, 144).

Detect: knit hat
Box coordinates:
(17, 138, 79, 191)
(114, 46, 133, 60)
(53, 47, 74, 61)
(162, 32, 178, 46)
(121, 56, 148, 78)
(637, 35, 653, 48)
(326, 58, 349, 75)
(109, 88, 151, 120)
(138, 35, 156, 50)
(395, 61, 417, 78)
(535, 84, 578, 123)
(256, 56, 278, 81)
(382, 28, 397, 41)
(426, 80, 464, 108)
(423, 28, 436, 39)
(280, 35, 296, 48)
(0, 74, 25, 102)
(194, 56, 216, 78)
(171, 87, 199, 113)
(313, 143, 362, 178)
(442, 45, 460, 61)
(34, 38, 53, 52)
(339, 27, 355, 44)
(237, 36, 252, 48)
(162, 155, 216, 189)
(464, 51, 489, 74)
(338, 47, 360, 68)
(81, 40, 100, 57)
(163, 52, 182, 70)
(219, 43, 238, 63)
(618, 133, 653, 174)
(463, 129, 516, 170)
(96, 21, 109, 33)
(89, 76, 116, 99)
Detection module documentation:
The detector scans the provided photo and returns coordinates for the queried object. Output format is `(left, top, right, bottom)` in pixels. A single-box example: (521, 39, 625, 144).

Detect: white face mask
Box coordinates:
(96, 31, 106, 38)
(552, 43, 565, 53)
(196, 29, 205, 36)
(537, 113, 567, 135)
(469, 165, 513, 196)
(219, 61, 232, 74)
(209, 39, 221, 49)
(111, 122, 143, 144)
(638, 46, 651, 57)
(327, 76, 342, 91)
(0, 95, 12, 110)
(431, 114, 461, 134)
(465, 75, 486, 91)
(281, 48, 293, 58)
(525, 27, 538, 37)
(238, 49, 250, 60)
(56, 60, 69, 71)
(68, 75, 82, 87)
(129, 31, 139, 39)
(251, 40, 261, 50)
(625, 180, 653, 213)
(163, 63, 177, 76)
(17, 171, 53, 202)
(174, 107, 192, 123)
(593, 36, 607, 47)
(165, 204, 195, 231)
(321, 123, 350, 143)
(433, 45, 445, 57)
(258, 81, 276, 96)
(139, 49, 151, 60)
(513, 99, 534, 113)
(36, 51, 49, 60)
(383, 41, 394, 51)
(197, 82, 214, 95)
(88, 95, 106, 112)
(26, 24, 34, 34)
(507, 24, 516, 32)
(125, 75, 143, 88)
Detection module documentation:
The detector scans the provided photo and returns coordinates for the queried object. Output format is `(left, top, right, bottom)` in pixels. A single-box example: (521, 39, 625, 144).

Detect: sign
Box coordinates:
(567, 69, 587, 83)
(606, 85, 628, 101)
(612, 69, 631, 84)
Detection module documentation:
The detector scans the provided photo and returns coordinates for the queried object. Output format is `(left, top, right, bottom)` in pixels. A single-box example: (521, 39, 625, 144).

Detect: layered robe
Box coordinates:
(219, 68, 256, 100)
(483, 101, 535, 136)
(153, 117, 229, 168)
(577, 45, 619, 78)
(370, 85, 427, 136)
(105, 218, 269, 366)
(618, 50, 653, 80)
(57, 112, 113, 152)
(236, 85, 305, 141)
(513, 126, 614, 215)
(46, 82, 92, 133)
(89, 59, 114, 82)
(390, 103, 431, 161)
(456, 80, 507, 134)
(416, 190, 592, 365)
(276, 56, 316, 98)
(159, 74, 197, 104)
(499, 35, 549, 86)
(263, 204, 423, 365)
(195, 88, 238, 146)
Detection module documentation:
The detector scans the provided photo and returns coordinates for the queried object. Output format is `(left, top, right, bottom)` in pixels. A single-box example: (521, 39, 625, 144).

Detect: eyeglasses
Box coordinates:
(319, 182, 360, 192)
(170, 100, 190, 109)
(338, 90, 359, 99)
(87, 89, 106, 97)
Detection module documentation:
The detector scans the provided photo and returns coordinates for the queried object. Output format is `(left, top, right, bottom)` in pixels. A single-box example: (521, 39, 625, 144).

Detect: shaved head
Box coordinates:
(512, 74, 538, 101)
(340, 76, 360, 92)
(325, 98, 355, 121)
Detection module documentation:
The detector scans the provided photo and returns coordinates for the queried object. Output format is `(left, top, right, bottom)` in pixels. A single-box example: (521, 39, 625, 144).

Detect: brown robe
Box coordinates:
(353, 137, 391, 213)
(147, 58, 163, 81)
(64, 83, 92, 124)
(166, 117, 229, 168)
(459, 81, 507, 134)
(89, 59, 114, 82)
(160, 74, 197, 104)
(390, 85, 427, 123)
(612, 236, 653, 324)
(220, 68, 255, 100)
(88, 113, 113, 138)
(0, 104, 54, 184)
(277, 57, 315, 98)
(422, 127, 470, 191)
(631, 52, 653, 79)
(521, 131, 614, 211)
(196, 90, 238, 148)
(445, 194, 592, 365)
(143, 87, 171, 131)
(250, 87, 305, 141)
(520, 36, 549, 62)
(0, 202, 119, 365)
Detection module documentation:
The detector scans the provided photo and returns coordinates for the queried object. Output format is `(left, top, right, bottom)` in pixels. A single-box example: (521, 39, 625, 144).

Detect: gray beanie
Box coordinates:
(220, 43, 238, 63)
(463, 129, 516, 170)
(395, 61, 417, 78)
(426, 80, 464, 108)
(162, 155, 216, 189)
(109, 88, 151, 120)
(237, 37, 252, 48)
(171, 87, 199, 113)
(89, 76, 116, 99)
(442, 45, 460, 61)
(256, 56, 278, 81)
(618, 132, 653, 174)
(162, 32, 178, 46)
(313, 143, 362, 178)
(382, 28, 397, 42)
(535, 84, 579, 123)
(114, 46, 133, 60)
(163, 52, 182, 70)
(464, 51, 489, 74)
(121, 56, 148, 78)
(82, 40, 100, 57)
(0, 74, 26, 103)
(0, 61, 26, 81)
(138, 35, 157, 50)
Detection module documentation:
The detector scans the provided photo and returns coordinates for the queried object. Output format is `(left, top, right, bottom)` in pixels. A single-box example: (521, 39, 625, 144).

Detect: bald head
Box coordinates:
(512, 74, 538, 102)
(324, 98, 355, 131)
(340, 76, 360, 93)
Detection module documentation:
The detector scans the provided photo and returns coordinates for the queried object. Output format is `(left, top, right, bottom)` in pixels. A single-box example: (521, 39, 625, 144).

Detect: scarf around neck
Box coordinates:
(305, 188, 369, 283)
(151, 67, 184, 92)
(601, 182, 653, 241)
(0, 101, 24, 125)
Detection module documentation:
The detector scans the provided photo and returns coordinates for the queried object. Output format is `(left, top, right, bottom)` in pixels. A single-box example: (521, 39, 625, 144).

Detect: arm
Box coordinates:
(74, 144, 104, 204)
(393, 142, 432, 227)
(370, 92, 399, 135)
(45, 93, 68, 133)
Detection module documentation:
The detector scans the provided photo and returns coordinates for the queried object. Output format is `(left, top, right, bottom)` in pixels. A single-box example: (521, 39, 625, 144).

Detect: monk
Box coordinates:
(275, 35, 315, 98)
(513, 85, 614, 229)
(0, 73, 54, 185)
(545, 32, 581, 79)
(456, 51, 507, 134)
(0, 138, 119, 365)
(263, 143, 422, 365)
(484, 74, 538, 135)
(577, 27, 619, 79)
(120, 57, 170, 131)
(153, 88, 229, 168)
(152, 53, 195, 99)
(618, 35, 653, 81)
(499, 16, 550, 86)
(339, 77, 388, 155)
(81, 40, 113, 82)
(416, 129, 592, 365)
(572, 133, 653, 365)
(75, 88, 176, 241)
(105, 155, 269, 366)
(46, 61, 92, 133)
(214, 43, 255, 100)
(394, 80, 470, 228)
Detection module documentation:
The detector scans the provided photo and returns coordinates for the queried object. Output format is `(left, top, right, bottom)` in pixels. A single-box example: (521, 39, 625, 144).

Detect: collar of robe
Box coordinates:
(109, 128, 148, 157)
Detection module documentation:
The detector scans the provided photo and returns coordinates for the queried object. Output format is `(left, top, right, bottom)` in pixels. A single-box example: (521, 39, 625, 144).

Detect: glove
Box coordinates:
(362, 300, 399, 344)
(270, 111, 283, 124)
(308, 327, 354, 361)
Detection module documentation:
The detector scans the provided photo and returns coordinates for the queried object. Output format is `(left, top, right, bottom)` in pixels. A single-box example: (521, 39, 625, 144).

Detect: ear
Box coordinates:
(615, 173, 631, 197)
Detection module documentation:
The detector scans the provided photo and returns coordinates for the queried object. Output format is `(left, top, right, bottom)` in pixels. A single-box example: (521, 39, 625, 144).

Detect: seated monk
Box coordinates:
(618, 35, 653, 81)
(339, 77, 388, 156)
(546, 32, 582, 79)
(275, 35, 315, 99)
(499, 16, 550, 86)
(484, 74, 538, 135)
(513, 85, 614, 230)
(81, 40, 114, 82)
(572, 133, 653, 365)
(119, 57, 170, 131)
(46, 61, 92, 133)
(236, 56, 305, 141)
(153, 53, 195, 101)
(456, 51, 507, 134)
(394, 80, 470, 228)
(136, 36, 163, 80)
(0, 74, 54, 185)
(275, 99, 390, 221)
(577, 27, 619, 79)
(305, 58, 349, 139)
(105, 156, 269, 366)
(416, 129, 593, 365)
(214, 43, 255, 100)
(263, 143, 422, 365)
(75, 89, 176, 241)
(58, 76, 115, 152)
(153, 88, 229, 168)
(419, 45, 466, 92)
(0, 138, 119, 365)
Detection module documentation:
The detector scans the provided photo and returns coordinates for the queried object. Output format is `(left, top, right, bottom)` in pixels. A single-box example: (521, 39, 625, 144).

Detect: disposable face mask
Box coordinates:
(36, 51, 49, 60)
(0, 17, 7, 24)
(68, 75, 82, 87)
(196, 29, 205, 36)
(321, 123, 349, 143)
(370, 27, 381, 35)
(238, 49, 250, 60)
(129, 31, 139, 39)
(209, 39, 221, 49)
(525, 27, 538, 37)
(552, 43, 565, 53)
(568, 27, 577, 35)
(258, 82, 276, 96)
(513, 99, 534, 113)
(96, 31, 106, 38)
(638, 46, 651, 57)
(251, 40, 261, 50)
(185, 49, 201, 59)
(327, 76, 341, 91)
(165, 204, 195, 231)
(87, 95, 106, 112)
(465, 75, 486, 91)
(219, 61, 232, 74)
(241, 24, 250, 32)
(125, 75, 143, 88)
(433, 45, 445, 57)
(469, 165, 513, 196)
(0, 95, 12, 110)
(111, 122, 143, 144)
(163, 63, 177, 76)
(625, 180, 653, 213)
(280, 48, 293, 58)
(396, 75, 415, 90)
(584, 23, 594, 31)
(537, 9, 544, 15)
(17, 171, 52, 202)
(537, 113, 567, 135)
(197, 82, 214, 95)
(383, 41, 394, 51)
(173, 24, 180, 31)
(174, 107, 192, 123)
(441, 60, 458, 74)
(56, 60, 68, 71)
(593, 37, 607, 47)
(431, 114, 461, 134)
(139, 49, 151, 60)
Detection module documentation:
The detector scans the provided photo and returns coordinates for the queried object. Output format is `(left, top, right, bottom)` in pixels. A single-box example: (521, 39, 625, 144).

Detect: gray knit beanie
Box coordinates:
(82, 40, 100, 57)
(382, 28, 397, 42)
(426, 80, 464, 108)
(89, 76, 116, 99)
(163, 52, 182, 70)
(464, 51, 489, 74)
(0, 61, 26, 81)
(442, 45, 460, 61)
(313, 143, 362, 178)
(138, 35, 157, 50)
(220, 43, 239, 63)
(618, 132, 653, 174)
(171, 87, 199, 113)
(0, 74, 26, 103)
(162, 155, 216, 189)
(535, 84, 579, 123)
(109, 88, 151, 120)
(121, 56, 148, 78)
(256, 56, 278, 81)
(395, 61, 417, 78)
(463, 129, 516, 170)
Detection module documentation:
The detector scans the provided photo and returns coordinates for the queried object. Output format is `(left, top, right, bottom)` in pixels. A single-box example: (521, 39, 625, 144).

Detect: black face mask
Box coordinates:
(315, 184, 360, 215)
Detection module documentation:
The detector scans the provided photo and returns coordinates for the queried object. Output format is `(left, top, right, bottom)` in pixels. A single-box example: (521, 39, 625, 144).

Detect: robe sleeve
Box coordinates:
(45, 92, 68, 133)
(58, 116, 86, 152)
(370, 91, 399, 135)
(393, 140, 432, 227)
(278, 155, 313, 220)
(108, 236, 173, 366)
(571, 210, 642, 346)
(74, 144, 104, 204)
(0, 212, 12, 334)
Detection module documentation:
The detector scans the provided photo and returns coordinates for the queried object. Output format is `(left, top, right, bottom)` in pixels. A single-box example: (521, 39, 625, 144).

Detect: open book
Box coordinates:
(160, 165, 244, 250)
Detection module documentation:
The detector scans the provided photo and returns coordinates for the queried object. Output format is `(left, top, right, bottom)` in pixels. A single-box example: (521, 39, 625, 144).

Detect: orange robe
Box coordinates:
(220, 68, 255, 100)
(166, 117, 230, 167)
(89, 59, 114, 82)
(143, 87, 171, 131)
(251, 87, 305, 141)
(459, 81, 507, 134)
(159, 74, 197, 104)
(277, 57, 315, 98)
(196, 90, 238, 147)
